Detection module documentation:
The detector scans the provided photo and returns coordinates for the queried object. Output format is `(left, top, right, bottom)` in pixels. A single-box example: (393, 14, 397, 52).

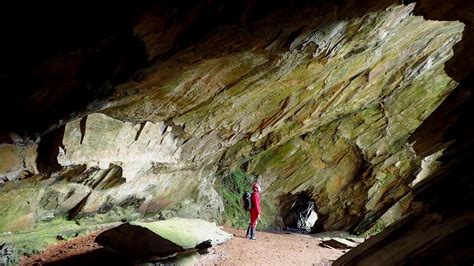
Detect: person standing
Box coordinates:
(247, 183, 261, 240)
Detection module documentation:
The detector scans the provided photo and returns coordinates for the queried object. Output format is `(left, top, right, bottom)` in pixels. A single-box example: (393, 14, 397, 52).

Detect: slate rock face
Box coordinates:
(58, 113, 181, 181)
(46, 3, 463, 233)
(0, 0, 468, 237)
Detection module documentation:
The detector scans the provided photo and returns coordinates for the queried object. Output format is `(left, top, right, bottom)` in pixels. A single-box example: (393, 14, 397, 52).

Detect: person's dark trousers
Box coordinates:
(246, 226, 251, 238)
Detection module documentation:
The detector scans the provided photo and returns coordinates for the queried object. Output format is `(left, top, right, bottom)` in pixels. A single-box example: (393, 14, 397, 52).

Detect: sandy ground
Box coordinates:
(199, 227, 345, 265)
(20, 227, 346, 265)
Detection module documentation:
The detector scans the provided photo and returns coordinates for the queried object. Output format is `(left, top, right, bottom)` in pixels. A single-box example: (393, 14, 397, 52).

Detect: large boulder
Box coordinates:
(95, 218, 232, 259)
(0, 139, 38, 183)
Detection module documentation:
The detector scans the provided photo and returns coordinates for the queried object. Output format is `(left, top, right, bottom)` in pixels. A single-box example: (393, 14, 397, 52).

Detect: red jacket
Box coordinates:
(250, 191, 261, 217)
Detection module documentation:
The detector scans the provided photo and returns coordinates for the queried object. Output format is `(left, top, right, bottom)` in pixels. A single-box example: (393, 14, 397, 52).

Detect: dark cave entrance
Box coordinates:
(279, 192, 318, 232)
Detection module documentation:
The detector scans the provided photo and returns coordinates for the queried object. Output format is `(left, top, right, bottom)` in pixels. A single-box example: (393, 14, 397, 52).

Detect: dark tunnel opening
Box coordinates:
(279, 192, 319, 233)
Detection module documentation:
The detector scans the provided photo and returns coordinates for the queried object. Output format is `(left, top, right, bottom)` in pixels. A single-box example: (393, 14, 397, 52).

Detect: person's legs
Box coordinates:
(249, 214, 257, 240)
(250, 226, 256, 240)
(246, 211, 252, 238)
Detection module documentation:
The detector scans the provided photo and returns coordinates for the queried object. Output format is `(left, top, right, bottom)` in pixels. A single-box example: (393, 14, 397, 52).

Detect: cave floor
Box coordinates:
(199, 227, 345, 265)
(20, 227, 345, 265)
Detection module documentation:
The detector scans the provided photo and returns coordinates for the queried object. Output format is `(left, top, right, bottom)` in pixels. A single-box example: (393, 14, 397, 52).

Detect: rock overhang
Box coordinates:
(0, 2, 472, 261)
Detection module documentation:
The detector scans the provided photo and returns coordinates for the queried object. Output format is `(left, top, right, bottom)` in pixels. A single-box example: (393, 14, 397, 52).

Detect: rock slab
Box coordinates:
(321, 238, 360, 249)
(95, 218, 232, 259)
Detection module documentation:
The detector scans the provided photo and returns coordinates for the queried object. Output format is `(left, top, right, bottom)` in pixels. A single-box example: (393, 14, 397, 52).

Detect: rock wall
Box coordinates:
(335, 75, 474, 265)
(335, 0, 474, 263)
(0, 114, 223, 232)
(0, 2, 467, 235)
(102, 4, 463, 231)
(58, 113, 183, 180)
(0, 155, 223, 232)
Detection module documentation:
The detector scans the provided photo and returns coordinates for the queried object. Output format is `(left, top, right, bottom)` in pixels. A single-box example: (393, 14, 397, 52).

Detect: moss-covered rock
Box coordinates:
(217, 169, 253, 228)
(131, 218, 232, 248)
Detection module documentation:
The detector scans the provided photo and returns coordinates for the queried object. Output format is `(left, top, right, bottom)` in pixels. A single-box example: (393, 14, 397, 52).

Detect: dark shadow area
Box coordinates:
(36, 125, 65, 175)
(0, 1, 148, 135)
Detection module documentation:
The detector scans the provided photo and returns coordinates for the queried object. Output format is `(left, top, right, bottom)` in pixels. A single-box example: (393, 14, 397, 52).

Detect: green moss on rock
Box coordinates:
(132, 218, 232, 248)
(217, 169, 253, 228)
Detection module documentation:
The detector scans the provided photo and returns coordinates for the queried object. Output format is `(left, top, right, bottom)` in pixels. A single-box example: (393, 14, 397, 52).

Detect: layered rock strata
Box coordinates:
(0, 3, 465, 236)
